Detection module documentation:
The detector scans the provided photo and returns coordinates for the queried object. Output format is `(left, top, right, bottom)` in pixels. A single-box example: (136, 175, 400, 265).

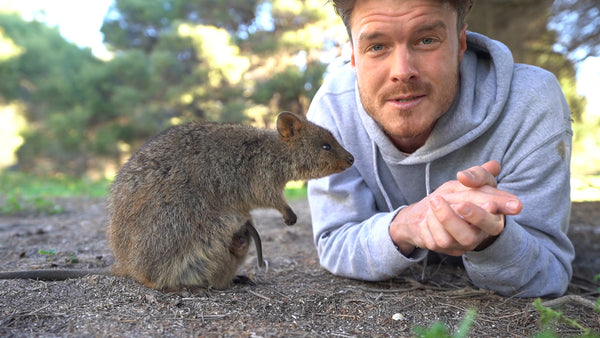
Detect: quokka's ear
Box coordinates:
(276, 112, 304, 141)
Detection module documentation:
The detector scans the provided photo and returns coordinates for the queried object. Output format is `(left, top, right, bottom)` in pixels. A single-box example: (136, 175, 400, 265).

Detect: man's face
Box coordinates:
(350, 0, 467, 153)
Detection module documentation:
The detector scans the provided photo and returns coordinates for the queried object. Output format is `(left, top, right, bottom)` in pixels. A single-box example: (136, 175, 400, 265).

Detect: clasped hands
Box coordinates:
(390, 161, 523, 257)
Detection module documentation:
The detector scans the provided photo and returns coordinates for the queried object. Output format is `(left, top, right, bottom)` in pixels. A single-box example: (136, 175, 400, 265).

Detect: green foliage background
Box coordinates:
(0, 0, 598, 183)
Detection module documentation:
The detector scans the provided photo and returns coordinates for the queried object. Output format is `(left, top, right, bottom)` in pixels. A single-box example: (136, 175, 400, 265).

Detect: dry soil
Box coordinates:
(0, 197, 598, 337)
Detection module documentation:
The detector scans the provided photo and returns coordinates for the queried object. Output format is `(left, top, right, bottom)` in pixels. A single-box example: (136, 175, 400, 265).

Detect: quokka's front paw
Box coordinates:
(283, 208, 297, 226)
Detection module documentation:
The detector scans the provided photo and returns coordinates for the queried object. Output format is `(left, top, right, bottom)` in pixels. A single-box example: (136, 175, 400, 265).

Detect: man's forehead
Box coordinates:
(350, 0, 453, 25)
(351, 2, 454, 39)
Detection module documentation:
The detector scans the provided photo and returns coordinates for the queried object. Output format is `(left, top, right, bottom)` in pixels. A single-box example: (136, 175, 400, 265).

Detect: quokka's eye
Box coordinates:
(322, 143, 332, 151)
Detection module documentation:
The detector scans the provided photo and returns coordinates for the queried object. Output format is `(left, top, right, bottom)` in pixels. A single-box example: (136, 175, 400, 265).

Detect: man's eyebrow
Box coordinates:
(357, 20, 448, 43)
(358, 31, 386, 42)
(414, 20, 447, 34)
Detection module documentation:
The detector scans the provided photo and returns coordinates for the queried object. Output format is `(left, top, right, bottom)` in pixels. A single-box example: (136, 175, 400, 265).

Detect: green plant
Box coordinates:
(39, 249, 80, 264)
(38, 249, 57, 257)
(413, 309, 476, 338)
(67, 253, 79, 264)
(533, 299, 598, 337)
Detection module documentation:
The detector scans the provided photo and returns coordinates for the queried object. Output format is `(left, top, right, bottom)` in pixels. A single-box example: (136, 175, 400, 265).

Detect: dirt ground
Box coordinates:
(0, 197, 598, 337)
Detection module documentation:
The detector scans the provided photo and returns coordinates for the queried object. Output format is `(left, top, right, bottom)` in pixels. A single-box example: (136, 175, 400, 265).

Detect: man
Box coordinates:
(307, 0, 574, 297)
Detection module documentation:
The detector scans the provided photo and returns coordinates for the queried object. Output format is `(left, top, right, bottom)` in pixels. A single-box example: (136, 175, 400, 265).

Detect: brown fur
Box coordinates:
(107, 112, 354, 289)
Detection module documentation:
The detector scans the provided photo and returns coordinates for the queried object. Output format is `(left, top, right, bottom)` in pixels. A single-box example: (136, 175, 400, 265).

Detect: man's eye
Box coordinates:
(371, 44, 384, 52)
(421, 38, 434, 45)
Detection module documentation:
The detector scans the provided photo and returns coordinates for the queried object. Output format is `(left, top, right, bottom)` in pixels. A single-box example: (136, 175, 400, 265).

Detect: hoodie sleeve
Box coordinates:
(307, 92, 427, 281)
(308, 168, 428, 281)
(462, 68, 574, 297)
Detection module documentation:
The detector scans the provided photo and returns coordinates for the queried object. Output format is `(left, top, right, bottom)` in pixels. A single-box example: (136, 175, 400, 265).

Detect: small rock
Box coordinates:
(392, 313, 405, 321)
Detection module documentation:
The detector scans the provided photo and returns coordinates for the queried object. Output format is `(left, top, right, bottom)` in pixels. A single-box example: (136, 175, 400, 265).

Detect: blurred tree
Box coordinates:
(0, 12, 103, 175)
(550, 0, 600, 61)
(469, 0, 597, 175)
(1, 0, 347, 176)
(468, 0, 554, 65)
(101, 0, 259, 52)
(5, 0, 594, 177)
(243, 0, 347, 121)
(100, 0, 346, 130)
(468, 0, 588, 121)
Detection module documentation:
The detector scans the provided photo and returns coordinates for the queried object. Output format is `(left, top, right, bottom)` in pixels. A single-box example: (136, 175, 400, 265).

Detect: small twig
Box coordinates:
(541, 295, 597, 310)
(4, 304, 65, 325)
(272, 289, 293, 300)
(439, 287, 494, 298)
(492, 309, 537, 320)
(247, 289, 283, 303)
(23, 304, 53, 316)
(345, 285, 421, 293)
(345, 278, 446, 294)
(330, 333, 356, 338)
(192, 313, 232, 320)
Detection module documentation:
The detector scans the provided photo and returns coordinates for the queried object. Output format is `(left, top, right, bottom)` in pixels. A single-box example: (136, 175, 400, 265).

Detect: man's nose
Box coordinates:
(390, 47, 418, 82)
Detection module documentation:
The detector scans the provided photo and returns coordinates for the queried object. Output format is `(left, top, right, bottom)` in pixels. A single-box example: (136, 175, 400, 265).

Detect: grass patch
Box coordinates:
(0, 170, 110, 215)
(284, 180, 308, 200)
(0, 171, 110, 198)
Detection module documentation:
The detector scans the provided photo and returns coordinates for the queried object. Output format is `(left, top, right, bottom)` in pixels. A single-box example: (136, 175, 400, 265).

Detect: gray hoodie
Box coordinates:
(307, 32, 574, 297)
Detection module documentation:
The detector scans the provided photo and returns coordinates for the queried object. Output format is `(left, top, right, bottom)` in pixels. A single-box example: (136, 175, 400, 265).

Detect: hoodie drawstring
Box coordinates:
(421, 161, 432, 280)
(425, 162, 432, 196)
(372, 140, 394, 212)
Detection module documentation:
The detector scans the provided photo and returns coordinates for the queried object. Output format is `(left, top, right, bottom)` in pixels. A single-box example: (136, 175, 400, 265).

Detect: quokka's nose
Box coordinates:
(346, 155, 354, 165)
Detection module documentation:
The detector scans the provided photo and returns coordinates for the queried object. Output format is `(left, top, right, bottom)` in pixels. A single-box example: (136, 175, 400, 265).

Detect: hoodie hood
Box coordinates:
(358, 31, 515, 165)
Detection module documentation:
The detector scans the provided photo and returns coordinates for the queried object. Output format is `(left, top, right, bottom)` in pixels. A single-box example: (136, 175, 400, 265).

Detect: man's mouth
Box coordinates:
(388, 95, 425, 109)
(393, 95, 423, 102)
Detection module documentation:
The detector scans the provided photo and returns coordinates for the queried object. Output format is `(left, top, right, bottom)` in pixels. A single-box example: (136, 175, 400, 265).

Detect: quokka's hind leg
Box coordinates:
(225, 220, 265, 286)
(165, 218, 256, 290)
(174, 245, 235, 289)
(232, 275, 256, 286)
(230, 221, 252, 259)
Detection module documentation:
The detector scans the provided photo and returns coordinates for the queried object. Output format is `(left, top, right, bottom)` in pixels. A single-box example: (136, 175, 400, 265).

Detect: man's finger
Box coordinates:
(457, 160, 500, 188)
(427, 196, 474, 255)
(481, 160, 501, 177)
(444, 186, 523, 216)
(453, 201, 505, 236)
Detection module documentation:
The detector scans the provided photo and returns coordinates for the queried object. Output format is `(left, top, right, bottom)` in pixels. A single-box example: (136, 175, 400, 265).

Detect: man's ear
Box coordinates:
(276, 112, 304, 141)
(458, 24, 468, 62)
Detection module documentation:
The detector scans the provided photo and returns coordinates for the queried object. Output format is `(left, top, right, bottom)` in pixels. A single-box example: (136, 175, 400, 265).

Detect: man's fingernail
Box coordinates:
(458, 205, 472, 217)
(430, 197, 441, 210)
(506, 200, 520, 210)
(461, 170, 475, 180)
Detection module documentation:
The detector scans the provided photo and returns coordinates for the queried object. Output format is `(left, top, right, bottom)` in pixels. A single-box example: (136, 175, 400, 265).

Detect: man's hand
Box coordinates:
(390, 161, 522, 257)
